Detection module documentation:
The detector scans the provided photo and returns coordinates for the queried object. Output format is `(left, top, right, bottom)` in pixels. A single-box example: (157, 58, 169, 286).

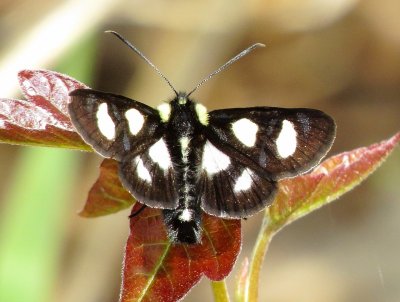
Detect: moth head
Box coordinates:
(177, 94, 188, 105)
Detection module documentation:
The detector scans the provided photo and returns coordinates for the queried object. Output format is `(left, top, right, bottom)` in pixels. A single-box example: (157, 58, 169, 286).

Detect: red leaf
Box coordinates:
(0, 70, 90, 150)
(120, 204, 241, 302)
(240, 133, 400, 302)
(80, 159, 135, 217)
(268, 132, 400, 231)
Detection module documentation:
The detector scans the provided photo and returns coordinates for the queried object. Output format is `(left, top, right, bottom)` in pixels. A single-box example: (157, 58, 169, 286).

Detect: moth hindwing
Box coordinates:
(68, 89, 336, 244)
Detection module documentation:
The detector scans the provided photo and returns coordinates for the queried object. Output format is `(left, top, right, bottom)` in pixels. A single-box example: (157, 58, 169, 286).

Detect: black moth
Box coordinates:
(68, 31, 336, 244)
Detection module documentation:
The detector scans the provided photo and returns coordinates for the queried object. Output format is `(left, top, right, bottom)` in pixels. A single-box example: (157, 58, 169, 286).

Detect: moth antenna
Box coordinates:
(105, 30, 179, 97)
(187, 43, 265, 97)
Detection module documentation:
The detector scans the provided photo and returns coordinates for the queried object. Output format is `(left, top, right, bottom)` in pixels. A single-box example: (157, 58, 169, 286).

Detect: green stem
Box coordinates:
(211, 280, 230, 302)
(243, 220, 275, 302)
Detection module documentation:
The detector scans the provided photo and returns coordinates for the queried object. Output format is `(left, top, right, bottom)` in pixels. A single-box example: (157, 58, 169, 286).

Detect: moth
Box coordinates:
(68, 31, 336, 244)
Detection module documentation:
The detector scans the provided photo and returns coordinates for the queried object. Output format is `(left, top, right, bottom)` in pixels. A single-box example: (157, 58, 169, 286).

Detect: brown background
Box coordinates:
(0, 0, 400, 301)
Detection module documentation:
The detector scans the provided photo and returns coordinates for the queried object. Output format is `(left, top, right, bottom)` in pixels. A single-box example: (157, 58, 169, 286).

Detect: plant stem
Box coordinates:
(243, 220, 275, 302)
(211, 280, 230, 302)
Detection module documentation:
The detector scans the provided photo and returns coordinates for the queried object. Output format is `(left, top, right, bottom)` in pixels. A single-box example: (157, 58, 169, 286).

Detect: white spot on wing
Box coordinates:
(195, 103, 208, 125)
(125, 108, 144, 135)
(135, 157, 151, 183)
(157, 103, 171, 122)
(96, 103, 115, 140)
(276, 120, 297, 158)
(232, 118, 258, 147)
(234, 169, 253, 192)
(202, 141, 230, 175)
(179, 209, 192, 222)
(149, 138, 171, 170)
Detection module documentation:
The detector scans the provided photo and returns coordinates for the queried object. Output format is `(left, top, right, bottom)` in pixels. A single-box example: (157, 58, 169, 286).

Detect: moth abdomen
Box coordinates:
(162, 207, 202, 244)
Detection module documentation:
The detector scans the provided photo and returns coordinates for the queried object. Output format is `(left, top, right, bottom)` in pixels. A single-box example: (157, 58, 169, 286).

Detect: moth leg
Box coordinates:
(129, 204, 147, 219)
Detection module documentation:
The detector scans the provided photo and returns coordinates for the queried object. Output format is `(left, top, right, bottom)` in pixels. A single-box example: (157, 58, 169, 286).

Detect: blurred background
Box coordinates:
(0, 0, 399, 301)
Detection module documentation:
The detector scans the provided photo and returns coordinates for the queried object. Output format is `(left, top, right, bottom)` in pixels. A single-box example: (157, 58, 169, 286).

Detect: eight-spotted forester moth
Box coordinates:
(68, 31, 336, 244)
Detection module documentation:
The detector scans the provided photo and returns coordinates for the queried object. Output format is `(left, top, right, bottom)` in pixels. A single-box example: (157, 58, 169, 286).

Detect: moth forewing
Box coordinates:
(207, 107, 336, 180)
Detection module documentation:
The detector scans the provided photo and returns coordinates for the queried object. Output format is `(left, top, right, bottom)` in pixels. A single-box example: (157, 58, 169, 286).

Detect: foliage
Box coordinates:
(1, 70, 399, 301)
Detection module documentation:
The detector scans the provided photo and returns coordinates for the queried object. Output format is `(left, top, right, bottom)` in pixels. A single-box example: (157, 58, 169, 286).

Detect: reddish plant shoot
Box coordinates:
(0, 70, 399, 302)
